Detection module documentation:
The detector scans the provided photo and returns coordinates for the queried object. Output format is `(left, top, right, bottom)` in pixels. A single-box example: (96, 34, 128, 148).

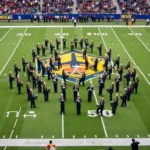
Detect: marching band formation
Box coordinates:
(9, 36, 139, 116)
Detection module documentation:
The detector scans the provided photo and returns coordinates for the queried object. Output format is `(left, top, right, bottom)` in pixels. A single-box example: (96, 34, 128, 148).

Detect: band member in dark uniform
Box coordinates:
(98, 77, 104, 96)
(131, 67, 136, 82)
(9, 71, 15, 89)
(113, 55, 120, 69)
(84, 37, 88, 49)
(45, 37, 49, 48)
(30, 88, 36, 109)
(118, 64, 123, 81)
(32, 49, 36, 62)
(73, 83, 79, 102)
(89, 40, 94, 52)
(115, 74, 120, 92)
(62, 69, 68, 85)
(71, 40, 75, 50)
(106, 82, 114, 101)
(94, 57, 98, 71)
(133, 75, 139, 94)
(56, 38, 60, 50)
(121, 90, 127, 107)
(127, 83, 132, 101)
(61, 82, 67, 100)
(26, 82, 31, 100)
(42, 43, 46, 56)
(112, 96, 118, 114)
(107, 47, 112, 62)
(14, 61, 19, 78)
(16, 75, 23, 94)
(26, 64, 31, 82)
(53, 74, 58, 93)
(87, 83, 94, 102)
(54, 49, 59, 61)
(32, 70, 37, 89)
(43, 82, 49, 101)
(47, 65, 53, 80)
(76, 94, 82, 115)
(82, 48, 87, 59)
(103, 54, 109, 71)
(57, 55, 62, 69)
(74, 37, 78, 48)
(37, 76, 42, 93)
(107, 64, 112, 80)
(63, 37, 67, 49)
(37, 56, 41, 73)
(97, 96, 105, 116)
(79, 37, 84, 49)
(22, 56, 27, 72)
(124, 68, 131, 86)
(60, 94, 65, 114)
(79, 72, 86, 86)
(97, 42, 102, 56)
(36, 43, 41, 56)
(49, 56, 55, 71)
(85, 56, 89, 70)
(124, 59, 130, 69)
(41, 61, 45, 77)
(50, 41, 55, 54)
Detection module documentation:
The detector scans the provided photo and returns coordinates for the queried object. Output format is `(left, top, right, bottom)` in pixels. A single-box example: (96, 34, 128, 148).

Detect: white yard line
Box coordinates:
(0, 28, 28, 75)
(61, 27, 63, 53)
(111, 28, 150, 86)
(128, 27, 150, 52)
(0, 138, 150, 146)
(0, 28, 12, 42)
(0, 25, 149, 29)
(62, 113, 64, 138)
(3, 106, 21, 150)
(90, 79, 108, 138)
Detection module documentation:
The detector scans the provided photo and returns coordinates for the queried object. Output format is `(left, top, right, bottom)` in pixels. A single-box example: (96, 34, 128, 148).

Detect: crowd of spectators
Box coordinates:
(118, 0, 150, 14)
(77, 0, 117, 14)
(42, 0, 74, 14)
(0, 0, 40, 14)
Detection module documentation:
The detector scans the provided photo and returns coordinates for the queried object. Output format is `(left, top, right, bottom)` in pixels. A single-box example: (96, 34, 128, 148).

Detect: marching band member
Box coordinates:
(60, 93, 65, 114)
(73, 83, 79, 102)
(76, 93, 82, 115)
(9, 71, 15, 89)
(87, 83, 94, 102)
(79, 71, 86, 86)
(53, 74, 58, 93)
(61, 82, 67, 100)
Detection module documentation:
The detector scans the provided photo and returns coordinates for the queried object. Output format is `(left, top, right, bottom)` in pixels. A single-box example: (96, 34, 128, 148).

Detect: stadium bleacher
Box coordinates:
(118, 0, 150, 14)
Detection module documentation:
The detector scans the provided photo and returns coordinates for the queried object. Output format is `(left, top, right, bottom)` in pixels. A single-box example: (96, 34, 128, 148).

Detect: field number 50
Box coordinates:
(88, 110, 113, 118)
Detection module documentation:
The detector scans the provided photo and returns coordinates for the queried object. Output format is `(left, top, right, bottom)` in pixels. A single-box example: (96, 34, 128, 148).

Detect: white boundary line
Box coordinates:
(90, 79, 108, 138)
(3, 106, 21, 150)
(0, 25, 150, 28)
(0, 28, 12, 42)
(62, 113, 64, 138)
(0, 28, 28, 75)
(111, 28, 150, 86)
(1, 138, 150, 146)
(128, 27, 150, 52)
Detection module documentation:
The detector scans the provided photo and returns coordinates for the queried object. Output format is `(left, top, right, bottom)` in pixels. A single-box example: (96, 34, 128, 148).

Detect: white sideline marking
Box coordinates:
(90, 79, 108, 138)
(0, 28, 28, 75)
(0, 28, 12, 42)
(1, 138, 150, 146)
(129, 27, 150, 52)
(111, 28, 150, 86)
(3, 106, 21, 150)
(62, 113, 64, 138)
(0, 25, 150, 29)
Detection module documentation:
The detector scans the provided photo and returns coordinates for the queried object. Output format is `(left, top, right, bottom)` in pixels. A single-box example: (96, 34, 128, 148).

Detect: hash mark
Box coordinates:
(137, 135, 140, 138)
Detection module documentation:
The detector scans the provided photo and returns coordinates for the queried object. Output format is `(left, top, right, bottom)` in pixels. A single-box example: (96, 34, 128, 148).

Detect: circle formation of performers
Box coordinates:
(9, 36, 139, 116)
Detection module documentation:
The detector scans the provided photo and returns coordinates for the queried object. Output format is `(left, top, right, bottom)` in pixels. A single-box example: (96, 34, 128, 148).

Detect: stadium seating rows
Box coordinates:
(0, 0, 150, 14)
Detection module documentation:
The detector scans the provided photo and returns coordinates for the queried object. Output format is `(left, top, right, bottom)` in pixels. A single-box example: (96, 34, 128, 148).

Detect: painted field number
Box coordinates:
(128, 33, 142, 36)
(16, 33, 31, 36)
(87, 33, 108, 36)
(88, 110, 113, 118)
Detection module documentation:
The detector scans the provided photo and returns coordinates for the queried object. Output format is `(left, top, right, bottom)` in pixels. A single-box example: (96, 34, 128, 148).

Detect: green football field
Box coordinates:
(0, 24, 150, 149)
